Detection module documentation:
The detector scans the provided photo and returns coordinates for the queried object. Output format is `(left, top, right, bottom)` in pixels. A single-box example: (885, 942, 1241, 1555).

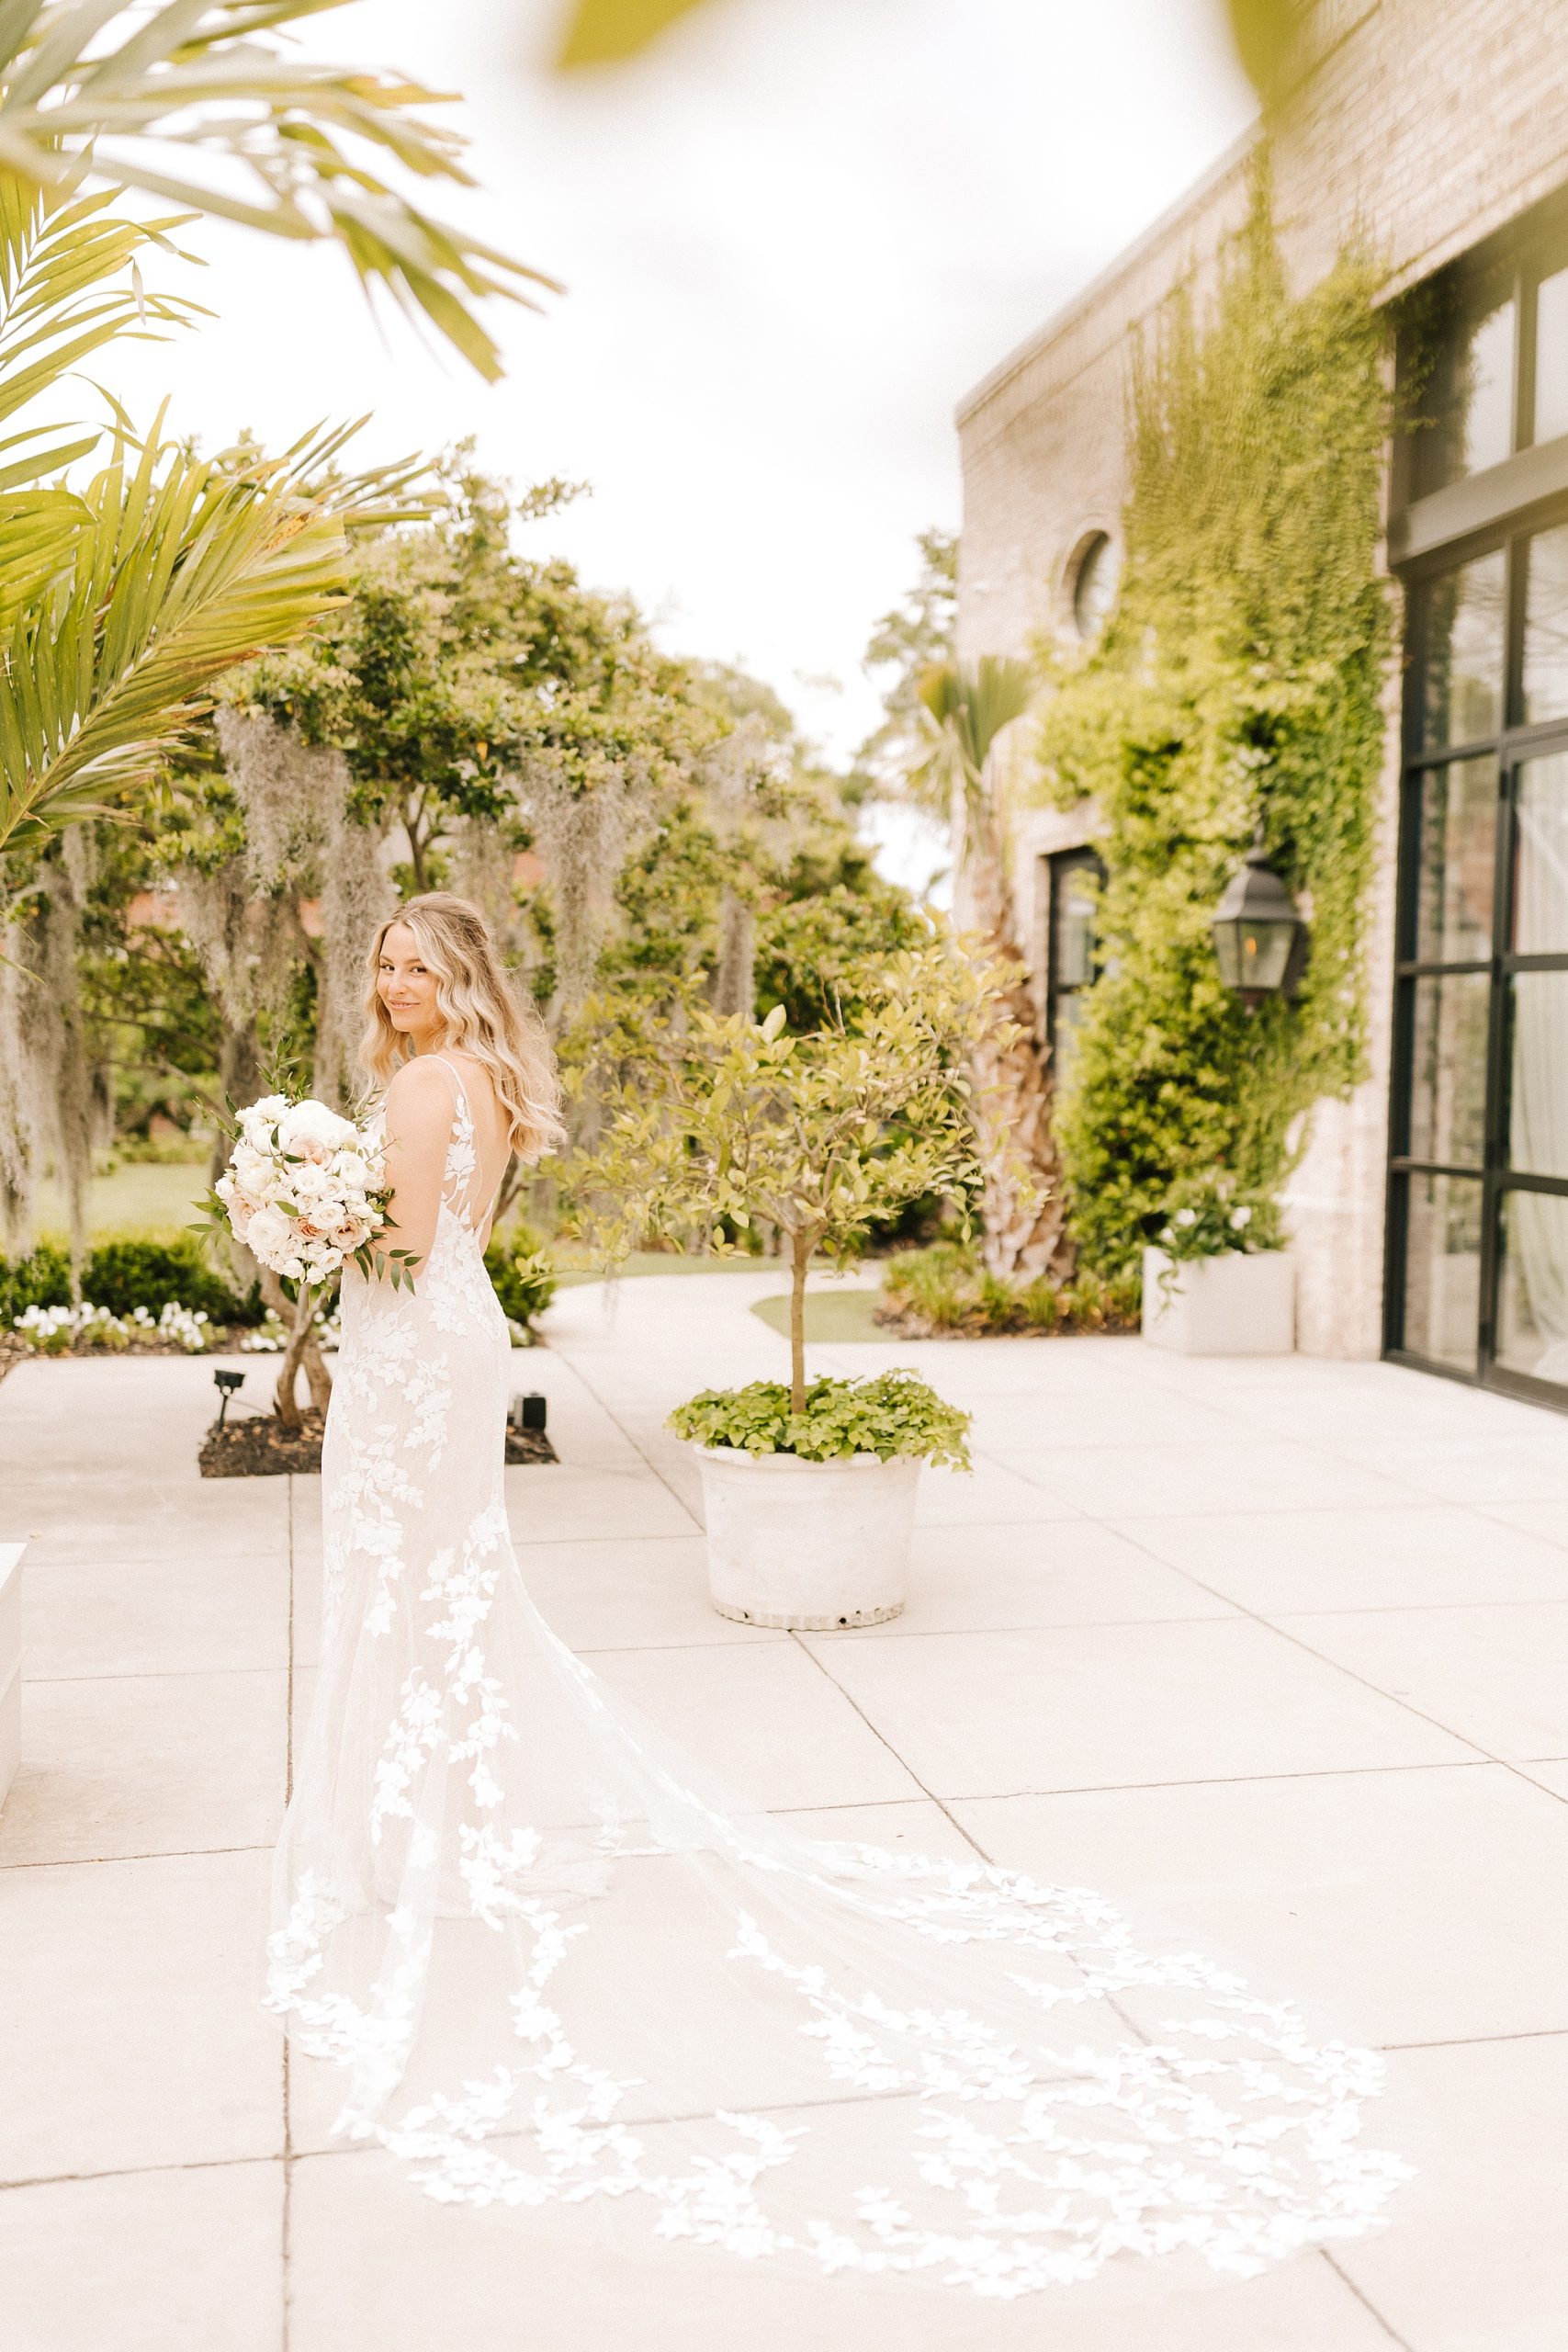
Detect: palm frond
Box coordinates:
(0, 480, 87, 617)
(916, 656, 1033, 786)
(555, 0, 707, 69)
(0, 413, 423, 857)
(550, 0, 1294, 110)
(0, 166, 204, 437)
(0, 2, 559, 380)
(0, 166, 209, 610)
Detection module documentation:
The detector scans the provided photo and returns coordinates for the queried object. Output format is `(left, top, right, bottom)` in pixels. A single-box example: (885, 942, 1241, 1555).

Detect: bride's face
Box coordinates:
(377, 923, 444, 1046)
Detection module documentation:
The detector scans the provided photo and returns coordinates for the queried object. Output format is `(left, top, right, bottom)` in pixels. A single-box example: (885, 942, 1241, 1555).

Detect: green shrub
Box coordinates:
(484, 1226, 558, 1333)
(1153, 1170, 1283, 1263)
(881, 1238, 1140, 1338)
(83, 1236, 259, 1322)
(669, 1371, 971, 1467)
(0, 1240, 71, 1321)
(0, 1236, 261, 1327)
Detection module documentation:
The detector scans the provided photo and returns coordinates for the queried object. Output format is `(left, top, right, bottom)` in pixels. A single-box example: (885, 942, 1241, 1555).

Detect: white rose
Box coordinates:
(240, 1096, 287, 1146)
(290, 1162, 333, 1203)
(232, 1143, 273, 1192)
(279, 1099, 356, 1158)
(333, 1150, 370, 1191)
(244, 1205, 292, 1267)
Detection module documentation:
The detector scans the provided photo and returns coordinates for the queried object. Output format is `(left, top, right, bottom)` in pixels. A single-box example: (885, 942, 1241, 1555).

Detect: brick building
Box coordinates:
(956, 0, 1568, 1404)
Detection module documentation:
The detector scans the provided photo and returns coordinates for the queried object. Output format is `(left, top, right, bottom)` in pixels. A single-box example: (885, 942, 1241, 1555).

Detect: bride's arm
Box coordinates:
(378, 1059, 455, 1272)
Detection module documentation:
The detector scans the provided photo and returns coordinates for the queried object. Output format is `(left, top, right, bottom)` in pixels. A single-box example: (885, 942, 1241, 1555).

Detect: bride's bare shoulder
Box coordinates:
(384, 1057, 456, 1136)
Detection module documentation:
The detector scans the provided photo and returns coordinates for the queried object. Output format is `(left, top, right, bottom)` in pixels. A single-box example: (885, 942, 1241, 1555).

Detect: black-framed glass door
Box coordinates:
(1388, 528, 1568, 1400)
(1043, 846, 1105, 1095)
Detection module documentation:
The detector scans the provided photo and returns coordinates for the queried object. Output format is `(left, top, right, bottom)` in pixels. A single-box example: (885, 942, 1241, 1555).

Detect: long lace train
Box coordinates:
(267, 1066, 1409, 2297)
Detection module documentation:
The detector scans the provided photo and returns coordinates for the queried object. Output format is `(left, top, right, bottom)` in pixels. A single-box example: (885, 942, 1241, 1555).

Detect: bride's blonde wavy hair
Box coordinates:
(361, 893, 565, 1162)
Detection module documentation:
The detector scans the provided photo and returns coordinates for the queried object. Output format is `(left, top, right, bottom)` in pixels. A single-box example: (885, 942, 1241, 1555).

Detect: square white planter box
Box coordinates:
(0, 1542, 23, 1809)
(1142, 1246, 1295, 1356)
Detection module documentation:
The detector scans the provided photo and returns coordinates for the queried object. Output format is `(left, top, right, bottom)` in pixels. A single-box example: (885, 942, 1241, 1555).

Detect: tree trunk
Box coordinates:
(963, 805, 1073, 1284)
(788, 1227, 811, 1415)
(713, 891, 756, 1020)
(262, 1269, 333, 1429)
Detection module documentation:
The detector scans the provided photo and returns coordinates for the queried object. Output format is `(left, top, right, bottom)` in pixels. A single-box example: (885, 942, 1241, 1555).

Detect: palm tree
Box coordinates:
(916, 656, 1072, 1284)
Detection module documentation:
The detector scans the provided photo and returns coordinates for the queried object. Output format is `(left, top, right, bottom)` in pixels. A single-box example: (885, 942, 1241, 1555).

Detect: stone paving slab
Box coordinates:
(3, 1272, 1568, 2346)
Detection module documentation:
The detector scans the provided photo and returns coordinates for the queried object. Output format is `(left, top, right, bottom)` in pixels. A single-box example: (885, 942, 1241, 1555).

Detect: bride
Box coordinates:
(268, 890, 1406, 2298)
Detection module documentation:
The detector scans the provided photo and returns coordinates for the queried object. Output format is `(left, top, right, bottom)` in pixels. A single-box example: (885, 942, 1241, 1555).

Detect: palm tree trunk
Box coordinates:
(964, 815, 1072, 1284)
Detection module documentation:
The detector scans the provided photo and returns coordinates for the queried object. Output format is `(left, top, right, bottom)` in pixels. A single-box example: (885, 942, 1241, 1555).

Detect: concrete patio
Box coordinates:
(5, 1266, 1568, 2348)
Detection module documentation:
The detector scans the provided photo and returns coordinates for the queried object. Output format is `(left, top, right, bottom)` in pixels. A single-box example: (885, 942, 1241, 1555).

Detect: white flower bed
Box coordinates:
(10, 1300, 216, 1355)
(240, 1303, 342, 1354)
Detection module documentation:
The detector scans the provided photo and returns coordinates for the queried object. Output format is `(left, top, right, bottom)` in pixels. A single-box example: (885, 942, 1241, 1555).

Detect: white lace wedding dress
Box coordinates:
(268, 1062, 1408, 2297)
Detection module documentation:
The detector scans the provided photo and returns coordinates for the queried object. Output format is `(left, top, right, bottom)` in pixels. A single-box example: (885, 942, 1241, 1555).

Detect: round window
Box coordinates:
(1071, 532, 1121, 640)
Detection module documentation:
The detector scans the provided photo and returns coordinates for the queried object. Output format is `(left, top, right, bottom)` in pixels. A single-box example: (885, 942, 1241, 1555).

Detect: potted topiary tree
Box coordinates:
(566, 939, 1010, 1626)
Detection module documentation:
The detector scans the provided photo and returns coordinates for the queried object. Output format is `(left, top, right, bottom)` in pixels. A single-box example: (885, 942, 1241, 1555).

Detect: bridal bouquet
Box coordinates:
(206, 1094, 416, 1291)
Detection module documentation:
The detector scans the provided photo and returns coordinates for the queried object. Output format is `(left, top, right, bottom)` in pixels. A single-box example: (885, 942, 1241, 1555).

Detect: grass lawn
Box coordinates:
(748, 1290, 886, 1342)
(551, 1250, 790, 1286)
(34, 1160, 209, 1242)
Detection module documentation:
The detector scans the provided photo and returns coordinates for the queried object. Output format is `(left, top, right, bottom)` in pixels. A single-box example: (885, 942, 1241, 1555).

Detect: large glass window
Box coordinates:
(1393, 214, 1568, 1405)
(1535, 266, 1568, 446)
(1421, 552, 1506, 748)
(1407, 974, 1490, 1165)
(1413, 278, 1516, 496)
(1413, 756, 1496, 961)
(1496, 1190, 1568, 1379)
(1408, 235, 1568, 491)
(1392, 572, 1568, 1400)
(1399, 1173, 1483, 1374)
(1523, 526, 1568, 725)
(1514, 749, 1568, 948)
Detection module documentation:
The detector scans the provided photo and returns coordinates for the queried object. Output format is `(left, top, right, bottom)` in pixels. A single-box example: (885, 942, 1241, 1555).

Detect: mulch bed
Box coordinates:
(200, 1408, 557, 1478)
(872, 1304, 1140, 1341)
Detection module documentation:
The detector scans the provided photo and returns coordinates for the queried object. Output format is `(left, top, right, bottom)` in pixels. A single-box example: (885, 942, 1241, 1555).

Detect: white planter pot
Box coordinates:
(1142, 1246, 1295, 1356)
(695, 1446, 919, 1629)
(0, 1542, 24, 1809)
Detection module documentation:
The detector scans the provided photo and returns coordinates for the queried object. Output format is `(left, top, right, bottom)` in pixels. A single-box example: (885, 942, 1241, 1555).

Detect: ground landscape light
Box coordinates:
(1211, 824, 1304, 1002)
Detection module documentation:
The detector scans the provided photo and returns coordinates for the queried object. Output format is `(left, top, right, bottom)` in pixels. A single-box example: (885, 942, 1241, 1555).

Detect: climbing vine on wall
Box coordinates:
(1034, 162, 1393, 1272)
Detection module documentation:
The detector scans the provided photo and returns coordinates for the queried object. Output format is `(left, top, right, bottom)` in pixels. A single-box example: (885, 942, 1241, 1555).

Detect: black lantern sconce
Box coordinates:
(1211, 824, 1305, 1006)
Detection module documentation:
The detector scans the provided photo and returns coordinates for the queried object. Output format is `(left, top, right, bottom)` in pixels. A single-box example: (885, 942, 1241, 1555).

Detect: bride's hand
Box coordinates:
(378, 1058, 457, 1272)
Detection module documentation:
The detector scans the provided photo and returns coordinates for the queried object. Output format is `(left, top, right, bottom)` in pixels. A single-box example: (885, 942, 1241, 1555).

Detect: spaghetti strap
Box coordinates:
(424, 1053, 505, 1236)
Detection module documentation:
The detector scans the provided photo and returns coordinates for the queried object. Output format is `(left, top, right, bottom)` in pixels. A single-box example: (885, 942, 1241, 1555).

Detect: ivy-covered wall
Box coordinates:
(1034, 165, 1393, 1273)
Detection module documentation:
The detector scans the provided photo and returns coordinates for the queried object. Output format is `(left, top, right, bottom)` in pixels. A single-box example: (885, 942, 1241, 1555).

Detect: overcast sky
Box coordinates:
(110, 0, 1257, 770)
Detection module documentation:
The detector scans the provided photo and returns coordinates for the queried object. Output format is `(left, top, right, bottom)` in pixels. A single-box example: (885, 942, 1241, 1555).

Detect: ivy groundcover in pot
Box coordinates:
(668, 1372, 971, 1629)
